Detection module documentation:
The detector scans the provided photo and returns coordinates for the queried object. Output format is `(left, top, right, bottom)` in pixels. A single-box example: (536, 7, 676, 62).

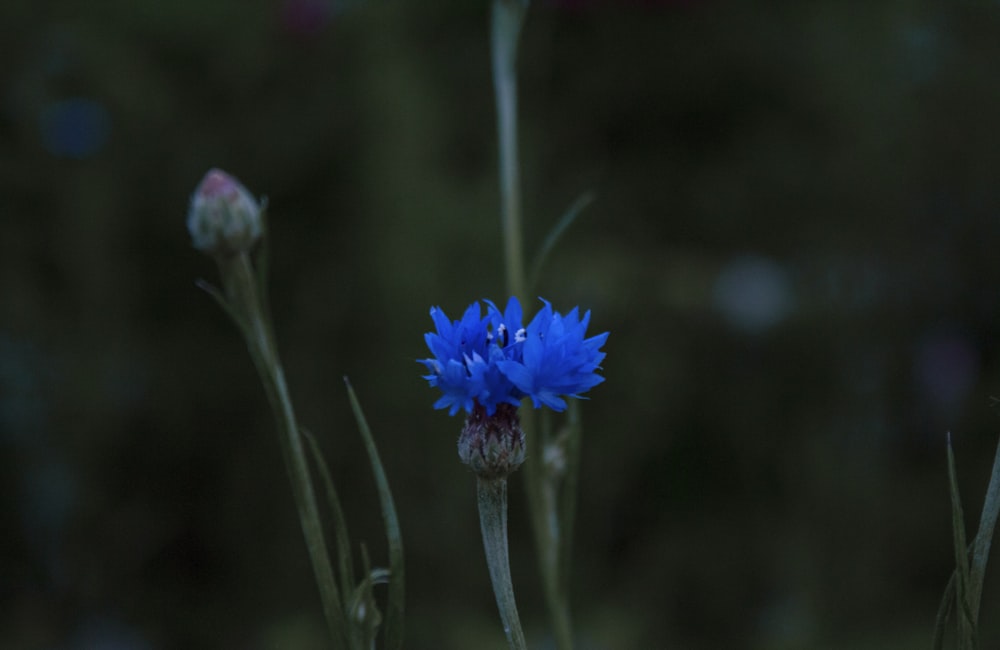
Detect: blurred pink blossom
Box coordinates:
(280, 0, 333, 38)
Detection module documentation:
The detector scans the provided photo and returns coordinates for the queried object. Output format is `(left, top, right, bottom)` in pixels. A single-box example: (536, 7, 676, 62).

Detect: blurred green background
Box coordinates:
(5, 0, 1000, 648)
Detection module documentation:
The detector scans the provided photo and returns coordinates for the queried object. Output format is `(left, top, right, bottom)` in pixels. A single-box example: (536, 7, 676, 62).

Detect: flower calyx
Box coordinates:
(458, 403, 525, 479)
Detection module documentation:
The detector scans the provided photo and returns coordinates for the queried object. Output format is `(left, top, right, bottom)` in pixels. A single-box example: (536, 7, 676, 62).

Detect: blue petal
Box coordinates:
(496, 359, 533, 394)
(422, 296, 608, 416)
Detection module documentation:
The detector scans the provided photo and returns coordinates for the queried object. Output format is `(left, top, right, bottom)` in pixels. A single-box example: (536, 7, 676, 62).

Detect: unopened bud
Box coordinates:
(187, 168, 262, 255)
(458, 403, 525, 479)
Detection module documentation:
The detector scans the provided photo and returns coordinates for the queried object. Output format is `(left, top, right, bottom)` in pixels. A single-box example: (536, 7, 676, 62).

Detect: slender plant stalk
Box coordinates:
(345, 378, 406, 650)
(492, 0, 527, 303)
(492, 1, 575, 647)
(218, 254, 348, 649)
(533, 418, 573, 649)
(477, 477, 528, 650)
(301, 428, 357, 615)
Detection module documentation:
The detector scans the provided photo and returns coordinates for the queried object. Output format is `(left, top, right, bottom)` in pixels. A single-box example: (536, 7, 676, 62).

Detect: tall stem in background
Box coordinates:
(493, 0, 527, 304)
(492, 2, 574, 648)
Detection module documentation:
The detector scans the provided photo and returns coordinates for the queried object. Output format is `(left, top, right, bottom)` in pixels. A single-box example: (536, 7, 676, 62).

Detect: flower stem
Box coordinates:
(219, 254, 348, 649)
(477, 476, 528, 650)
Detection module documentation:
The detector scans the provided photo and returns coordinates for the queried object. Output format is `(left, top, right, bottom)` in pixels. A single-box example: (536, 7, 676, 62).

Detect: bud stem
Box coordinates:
(477, 476, 528, 650)
(216, 253, 349, 649)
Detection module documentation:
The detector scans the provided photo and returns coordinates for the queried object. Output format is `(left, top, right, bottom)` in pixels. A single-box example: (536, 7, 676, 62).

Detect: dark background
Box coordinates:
(4, 0, 1000, 648)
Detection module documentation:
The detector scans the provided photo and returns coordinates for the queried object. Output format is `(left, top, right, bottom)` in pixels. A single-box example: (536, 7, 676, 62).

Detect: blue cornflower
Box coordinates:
(420, 296, 607, 415)
(497, 300, 608, 411)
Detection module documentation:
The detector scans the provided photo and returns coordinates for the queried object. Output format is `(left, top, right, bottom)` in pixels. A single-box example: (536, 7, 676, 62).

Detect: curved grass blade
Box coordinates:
(934, 546, 972, 650)
(301, 427, 356, 604)
(344, 377, 405, 650)
(969, 433, 1000, 627)
(933, 569, 956, 650)
(947, 433, 977, 648)
(528, 191, 595, 292)
(346, 544, 378, 650)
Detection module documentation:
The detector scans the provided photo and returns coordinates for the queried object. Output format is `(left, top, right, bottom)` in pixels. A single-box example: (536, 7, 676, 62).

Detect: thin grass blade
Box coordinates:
(344, 377, 405, 650)
(301, 427, 356, 602)
(948, 433, 975, 648)
(528, 191, 595, 292)
(933, 569, 955, 650)
(969, 433, 1000, 627)
(345, 544, 377, 650)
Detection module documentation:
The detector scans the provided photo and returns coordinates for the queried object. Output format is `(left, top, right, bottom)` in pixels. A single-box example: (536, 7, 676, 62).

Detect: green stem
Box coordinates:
(220, 254, 348, 649)
(533, 419, 572, 650)
(491, 1, 574, 647)
(492, 0, 527, 303)
(345, 379, 406, 650)
(477, 477, 528, 650)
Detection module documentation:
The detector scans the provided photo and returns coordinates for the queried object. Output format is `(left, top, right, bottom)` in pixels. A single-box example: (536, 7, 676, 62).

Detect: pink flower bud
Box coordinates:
(187, 168, 262, 255)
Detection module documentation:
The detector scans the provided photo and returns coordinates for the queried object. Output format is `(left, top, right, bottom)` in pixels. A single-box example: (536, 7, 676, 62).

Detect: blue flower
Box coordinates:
(497, 300, 609, 411)
(420, 297, 607, 415)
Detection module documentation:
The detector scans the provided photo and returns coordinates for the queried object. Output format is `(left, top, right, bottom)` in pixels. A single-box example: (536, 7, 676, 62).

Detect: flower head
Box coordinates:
(420, 296, 607, 415)
(187, 168, 262, 256)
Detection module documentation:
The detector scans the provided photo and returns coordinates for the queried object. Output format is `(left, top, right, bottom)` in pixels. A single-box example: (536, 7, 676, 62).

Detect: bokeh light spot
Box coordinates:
(39, 97, 111, 159)
(712, 255, 794, 333)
